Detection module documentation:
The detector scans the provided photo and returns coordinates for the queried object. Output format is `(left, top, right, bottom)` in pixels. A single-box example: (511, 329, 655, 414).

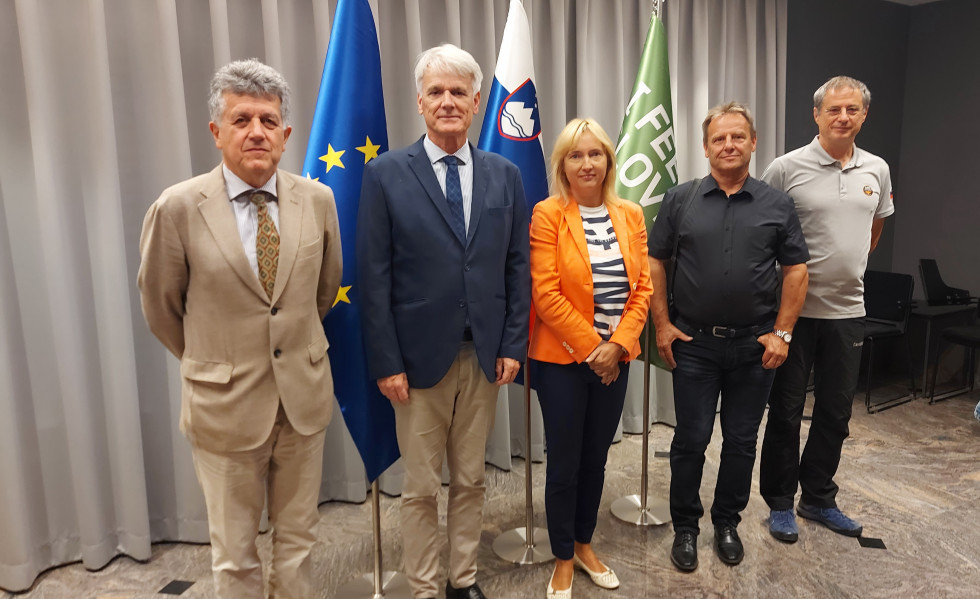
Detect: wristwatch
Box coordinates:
(774, 329, 793, 344)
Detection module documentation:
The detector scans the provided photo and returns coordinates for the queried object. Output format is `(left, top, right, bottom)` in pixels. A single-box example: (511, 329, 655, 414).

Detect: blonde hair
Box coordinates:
(549, 118, 618, 205)
(701, 101, 756, 144)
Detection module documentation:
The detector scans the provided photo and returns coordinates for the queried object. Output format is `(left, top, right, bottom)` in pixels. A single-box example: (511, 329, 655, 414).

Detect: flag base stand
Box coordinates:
(612, 327, 671, 527)
(492, 527, 553, 564)
(334, 480, 411, 599)
(334, 571, 411, 599)
(492, 363, 554, 565)
(610, 495, 670, 525)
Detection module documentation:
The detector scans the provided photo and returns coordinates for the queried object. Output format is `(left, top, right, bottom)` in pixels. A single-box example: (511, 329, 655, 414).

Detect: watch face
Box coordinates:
(783, 332, 792, 343)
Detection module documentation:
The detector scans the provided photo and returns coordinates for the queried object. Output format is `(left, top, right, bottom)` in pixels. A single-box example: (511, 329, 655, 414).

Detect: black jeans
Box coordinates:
(535, 359, 628, 560)
(669, 322, 775, 534)
(760, 317, 865, 510)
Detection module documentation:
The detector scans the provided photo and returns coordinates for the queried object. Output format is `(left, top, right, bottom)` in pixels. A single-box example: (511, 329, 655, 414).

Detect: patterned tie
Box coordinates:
(251, 191, 278, 299)
(442, 155, 466, 241)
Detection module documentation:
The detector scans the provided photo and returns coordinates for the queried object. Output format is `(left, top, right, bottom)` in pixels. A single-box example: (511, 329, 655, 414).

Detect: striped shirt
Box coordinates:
(579, 204, 629, 340)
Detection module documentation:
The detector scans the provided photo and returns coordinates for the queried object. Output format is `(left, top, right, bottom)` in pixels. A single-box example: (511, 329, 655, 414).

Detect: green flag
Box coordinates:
(615, 12, 677, 370)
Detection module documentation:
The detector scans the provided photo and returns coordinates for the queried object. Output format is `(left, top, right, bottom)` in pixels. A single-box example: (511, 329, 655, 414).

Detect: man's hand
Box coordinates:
(757, 333, 789, 370)
(585, 342, 624, 385)
(495, 357, 520, 385)
(657, 323, 693, 369)
(378, 373, 410, 405)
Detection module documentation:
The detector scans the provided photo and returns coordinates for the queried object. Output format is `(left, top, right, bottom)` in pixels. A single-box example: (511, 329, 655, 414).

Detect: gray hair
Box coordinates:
(208, 58, 292, 126)
(813, 76, 871, 110)
(414, 43, 483, 94)
(701, 101, 756, 143)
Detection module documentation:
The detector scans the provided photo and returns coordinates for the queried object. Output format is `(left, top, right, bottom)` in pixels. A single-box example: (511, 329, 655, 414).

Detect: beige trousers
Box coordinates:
(394, 343, 499, 599)
(190, 404, 325, 599)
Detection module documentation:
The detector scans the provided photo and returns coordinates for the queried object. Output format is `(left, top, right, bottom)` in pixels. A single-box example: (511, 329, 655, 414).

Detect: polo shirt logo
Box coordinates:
(863, 185, 874, 196)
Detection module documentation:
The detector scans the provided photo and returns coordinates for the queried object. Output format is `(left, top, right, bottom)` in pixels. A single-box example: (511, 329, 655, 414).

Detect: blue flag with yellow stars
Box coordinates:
(301, 0, 397, 482)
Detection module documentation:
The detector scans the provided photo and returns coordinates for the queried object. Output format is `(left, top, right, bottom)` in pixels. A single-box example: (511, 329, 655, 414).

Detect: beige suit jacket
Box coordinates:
(138, 165, 342, 452)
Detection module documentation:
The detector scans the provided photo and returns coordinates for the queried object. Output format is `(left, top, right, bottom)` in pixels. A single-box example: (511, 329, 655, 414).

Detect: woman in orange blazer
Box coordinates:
(530, 118, 652, 598)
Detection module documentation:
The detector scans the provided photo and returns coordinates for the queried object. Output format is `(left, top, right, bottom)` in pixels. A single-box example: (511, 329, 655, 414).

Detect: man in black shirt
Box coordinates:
(647, 102, 809, 572)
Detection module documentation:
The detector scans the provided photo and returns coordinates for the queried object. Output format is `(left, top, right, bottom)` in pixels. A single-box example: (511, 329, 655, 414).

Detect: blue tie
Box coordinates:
(442, 155, 465, 241)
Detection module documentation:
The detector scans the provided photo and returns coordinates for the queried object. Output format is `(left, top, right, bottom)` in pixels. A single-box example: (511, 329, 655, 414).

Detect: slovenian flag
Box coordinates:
(478, 0, 548, 210)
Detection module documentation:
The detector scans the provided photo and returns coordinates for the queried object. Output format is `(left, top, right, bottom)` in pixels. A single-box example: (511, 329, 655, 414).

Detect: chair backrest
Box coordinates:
(865, 270, 914, 331)
(919, 258, 971, 305)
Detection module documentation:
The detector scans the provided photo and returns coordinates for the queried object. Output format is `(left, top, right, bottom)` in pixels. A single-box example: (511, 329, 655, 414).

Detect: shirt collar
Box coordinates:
(423, 135, 472, 166)
(808, 135, 863, 169)
(703, 174, 762, 199)
(223, 164, 278, 201)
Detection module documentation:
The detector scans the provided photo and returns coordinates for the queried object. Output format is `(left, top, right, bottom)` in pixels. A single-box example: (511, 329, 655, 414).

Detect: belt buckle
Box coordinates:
(711, 325, 730, 338)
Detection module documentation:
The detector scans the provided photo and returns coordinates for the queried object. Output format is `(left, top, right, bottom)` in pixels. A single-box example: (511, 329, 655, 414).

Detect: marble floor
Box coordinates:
(6, 389, 980, 599)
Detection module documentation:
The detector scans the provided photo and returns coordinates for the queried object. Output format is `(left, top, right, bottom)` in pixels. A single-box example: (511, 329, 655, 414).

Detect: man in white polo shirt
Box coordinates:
(759, 76, 894, 543)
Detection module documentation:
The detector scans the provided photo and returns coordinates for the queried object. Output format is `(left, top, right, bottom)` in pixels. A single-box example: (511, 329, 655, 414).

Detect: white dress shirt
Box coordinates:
(423, 135, 474, 234)
(222, 164, 279, 279)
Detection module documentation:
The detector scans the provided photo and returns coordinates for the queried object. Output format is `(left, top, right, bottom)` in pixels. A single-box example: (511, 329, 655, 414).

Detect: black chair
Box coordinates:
(919, 259, 974, 306)
(928, 302, 980, 403)
(862, 271, 916, 413)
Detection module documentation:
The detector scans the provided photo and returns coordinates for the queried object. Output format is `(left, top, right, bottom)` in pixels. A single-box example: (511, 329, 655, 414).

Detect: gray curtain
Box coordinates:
(0, 0, 784, 592)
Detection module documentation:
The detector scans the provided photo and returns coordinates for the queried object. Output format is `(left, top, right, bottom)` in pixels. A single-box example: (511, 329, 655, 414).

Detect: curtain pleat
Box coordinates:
(0, 0, 784, 591)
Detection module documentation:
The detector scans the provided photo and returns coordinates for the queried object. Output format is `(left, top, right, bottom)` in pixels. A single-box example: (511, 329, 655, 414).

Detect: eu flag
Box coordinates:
(301, 0, 398, 482)
(477, 0, 549, 210)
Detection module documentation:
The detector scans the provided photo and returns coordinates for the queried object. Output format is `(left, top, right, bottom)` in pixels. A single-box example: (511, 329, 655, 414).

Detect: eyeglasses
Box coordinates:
(823, 106, 863, 117)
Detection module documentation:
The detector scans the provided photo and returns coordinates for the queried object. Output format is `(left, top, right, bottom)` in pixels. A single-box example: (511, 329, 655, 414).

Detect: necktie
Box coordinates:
(251, 191, 278, 299)
(442, 155, 466, 241)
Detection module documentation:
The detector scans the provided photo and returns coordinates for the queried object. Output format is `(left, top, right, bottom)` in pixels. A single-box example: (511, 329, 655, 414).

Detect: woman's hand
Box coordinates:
(585, 341, 624, 385)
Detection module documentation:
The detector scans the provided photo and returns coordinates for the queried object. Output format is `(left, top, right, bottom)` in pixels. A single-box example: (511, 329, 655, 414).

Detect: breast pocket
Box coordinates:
(297, 237, 322, 260)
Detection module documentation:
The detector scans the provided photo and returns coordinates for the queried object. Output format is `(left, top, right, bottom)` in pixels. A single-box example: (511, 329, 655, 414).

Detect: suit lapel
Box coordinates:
(197, 166, 268, 301)
(466, 145, 488, 248)
(562, 199, 591, 268)
(607, 201, 637, 286)
(272, 172, 300, 305)
(408, 139, 464, 245)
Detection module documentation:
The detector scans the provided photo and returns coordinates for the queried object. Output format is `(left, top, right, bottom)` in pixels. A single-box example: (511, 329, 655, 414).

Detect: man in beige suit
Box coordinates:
(138, 59, 341, 599)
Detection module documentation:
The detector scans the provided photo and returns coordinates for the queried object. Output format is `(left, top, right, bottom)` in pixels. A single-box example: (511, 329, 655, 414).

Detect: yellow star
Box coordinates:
(305, 173, 320, 183)
(319, 144, 345, 172)
(356, 136, 381, 163)
(333, 285, 352, 307)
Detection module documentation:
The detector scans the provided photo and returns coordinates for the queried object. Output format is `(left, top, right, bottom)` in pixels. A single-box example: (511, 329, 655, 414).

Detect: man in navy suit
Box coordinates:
(357, 44, 530, 599)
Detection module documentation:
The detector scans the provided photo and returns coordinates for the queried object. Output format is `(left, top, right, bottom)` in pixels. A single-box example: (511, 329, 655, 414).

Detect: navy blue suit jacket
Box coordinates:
(357, 138, 531, 389)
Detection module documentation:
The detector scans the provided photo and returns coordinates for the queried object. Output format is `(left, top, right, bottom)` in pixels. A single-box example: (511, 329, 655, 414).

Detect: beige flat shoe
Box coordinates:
(573, 554, 620, 589)
(546, 563, 573, 598)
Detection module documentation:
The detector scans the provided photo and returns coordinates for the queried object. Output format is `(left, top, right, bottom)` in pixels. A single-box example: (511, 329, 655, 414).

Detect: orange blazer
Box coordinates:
(528, 195, 653, 364)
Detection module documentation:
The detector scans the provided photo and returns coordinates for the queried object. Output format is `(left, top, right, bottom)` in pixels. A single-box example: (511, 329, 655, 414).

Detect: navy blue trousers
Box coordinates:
(535, 359, 628, 560)
(669, 325, 775, 534)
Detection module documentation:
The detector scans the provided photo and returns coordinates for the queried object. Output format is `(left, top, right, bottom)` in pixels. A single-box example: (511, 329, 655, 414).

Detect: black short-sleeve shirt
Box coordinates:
(648, 175, 809, 327)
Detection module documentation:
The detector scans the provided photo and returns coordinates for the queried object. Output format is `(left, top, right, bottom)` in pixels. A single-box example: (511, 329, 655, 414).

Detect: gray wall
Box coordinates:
(891, 0, 980, 299)
(784, 0, 910, 274)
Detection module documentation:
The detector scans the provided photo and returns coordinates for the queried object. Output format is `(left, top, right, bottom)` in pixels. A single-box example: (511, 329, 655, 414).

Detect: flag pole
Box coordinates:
(335, 480, 411, 599)
(492, 353, 553, 564)
(610, 0, 671, 526)
(610, 323, 671, 525)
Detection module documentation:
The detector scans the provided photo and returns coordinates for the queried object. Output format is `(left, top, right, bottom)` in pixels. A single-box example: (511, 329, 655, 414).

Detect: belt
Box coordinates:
(462, 327, 473, 342)
(677, 317, 772, 339)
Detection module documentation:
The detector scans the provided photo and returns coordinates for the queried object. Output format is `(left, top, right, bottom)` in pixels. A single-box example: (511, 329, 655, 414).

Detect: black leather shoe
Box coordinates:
(446, 581, 487, 599)
(714, 524, 744, 565)
(670, 531, 698, 572)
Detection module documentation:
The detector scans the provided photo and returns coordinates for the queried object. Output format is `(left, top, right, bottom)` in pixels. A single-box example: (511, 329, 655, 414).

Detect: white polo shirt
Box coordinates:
(762, 136, 894, 319)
